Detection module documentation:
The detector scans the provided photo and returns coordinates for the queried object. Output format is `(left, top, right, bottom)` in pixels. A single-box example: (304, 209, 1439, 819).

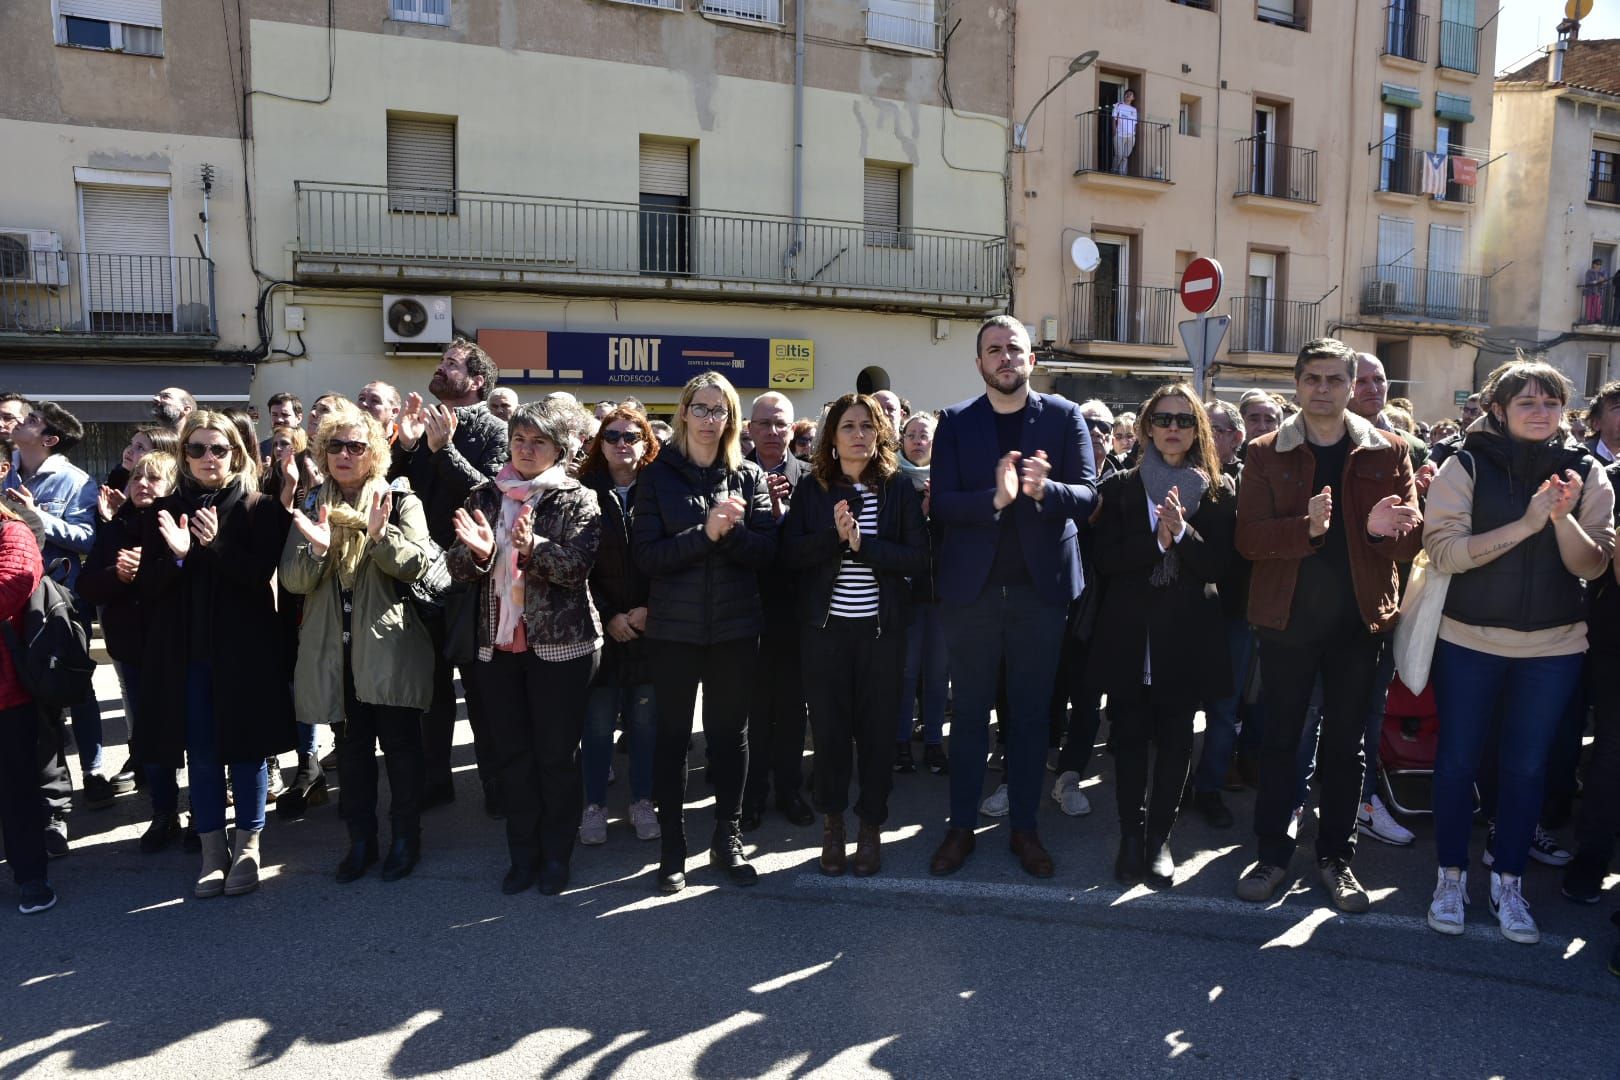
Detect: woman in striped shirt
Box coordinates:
(780, 393, 929, 877)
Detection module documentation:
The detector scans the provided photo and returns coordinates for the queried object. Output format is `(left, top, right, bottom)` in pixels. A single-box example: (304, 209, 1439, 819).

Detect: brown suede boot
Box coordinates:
(850, 823, 882, 877)
(820, 814, 847, 876)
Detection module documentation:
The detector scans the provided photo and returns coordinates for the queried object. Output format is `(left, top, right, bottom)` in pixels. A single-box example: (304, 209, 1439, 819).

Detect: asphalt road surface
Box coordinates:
(3, 670, 1617, 1079)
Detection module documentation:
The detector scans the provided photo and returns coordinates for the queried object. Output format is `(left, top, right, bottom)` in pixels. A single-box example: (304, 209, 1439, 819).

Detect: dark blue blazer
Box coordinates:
(931, 391, 1097, 607)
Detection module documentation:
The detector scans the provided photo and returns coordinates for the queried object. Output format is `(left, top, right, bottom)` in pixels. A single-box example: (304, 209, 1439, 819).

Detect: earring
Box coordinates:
(831, 447, 839, 459)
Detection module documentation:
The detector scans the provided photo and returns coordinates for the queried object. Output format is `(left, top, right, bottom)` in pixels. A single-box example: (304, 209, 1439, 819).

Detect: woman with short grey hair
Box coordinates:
(447, 399, 604, 897)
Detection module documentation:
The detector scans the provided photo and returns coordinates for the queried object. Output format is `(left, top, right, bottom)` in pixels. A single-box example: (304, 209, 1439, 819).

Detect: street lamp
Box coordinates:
(1012, 51, 1099, 151)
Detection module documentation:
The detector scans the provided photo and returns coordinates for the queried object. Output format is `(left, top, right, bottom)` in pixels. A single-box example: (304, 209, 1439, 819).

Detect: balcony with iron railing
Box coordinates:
(1577, 281, 1620, 336)
(0, 251, 217, 353)
(865, 4, 942, 51)
(1227, 297, 1320, 356)
(1360, 264, 1489, 325)
(1381, 5, 1428, 63)
(699, 0, 781, 22)
(293, 181, 1006, 312)
(1437, 19, 1482, 74)
(1375, 141, 1479, 204)
(1067, 282, 1175, 347)
(1075, 110, 1172, 189)
(1233, 137, 1318, 207)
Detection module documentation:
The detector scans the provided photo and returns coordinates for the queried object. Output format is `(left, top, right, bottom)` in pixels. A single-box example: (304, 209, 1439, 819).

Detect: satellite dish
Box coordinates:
(1070, 236, 1101, 273)
(1566, 0, 1593, 20)
(386, 297, 430, 338)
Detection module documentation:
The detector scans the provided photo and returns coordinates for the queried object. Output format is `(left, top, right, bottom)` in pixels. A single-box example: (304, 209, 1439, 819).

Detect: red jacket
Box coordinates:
(0, 517, 43, 710)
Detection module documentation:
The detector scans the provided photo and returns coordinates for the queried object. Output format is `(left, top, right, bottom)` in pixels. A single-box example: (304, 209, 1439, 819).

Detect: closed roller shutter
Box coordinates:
(864, 163, 901, 246)
(80, 184, 171, 316)
(59, 0, 162, 26)
(388, 117, 456, 213)
(639, 141, 690, 197)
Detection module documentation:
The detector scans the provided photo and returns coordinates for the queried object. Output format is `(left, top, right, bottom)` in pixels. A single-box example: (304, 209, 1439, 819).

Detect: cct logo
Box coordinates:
(768, 338, 814, 389)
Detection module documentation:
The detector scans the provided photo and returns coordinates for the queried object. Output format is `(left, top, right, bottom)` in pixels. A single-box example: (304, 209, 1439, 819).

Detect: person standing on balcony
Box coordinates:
(1583, 259, 1607, 325)
(1112, 89, 1138, 175)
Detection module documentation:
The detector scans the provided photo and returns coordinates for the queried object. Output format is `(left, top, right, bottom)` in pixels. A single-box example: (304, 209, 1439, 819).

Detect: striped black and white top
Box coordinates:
(829, 484, 880, 619)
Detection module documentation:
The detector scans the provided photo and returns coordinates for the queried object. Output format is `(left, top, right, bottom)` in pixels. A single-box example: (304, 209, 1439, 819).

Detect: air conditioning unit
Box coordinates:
(382, 294, 453, 347)
(1374, 281, 1400, 308)
(0, 228, 68, 287)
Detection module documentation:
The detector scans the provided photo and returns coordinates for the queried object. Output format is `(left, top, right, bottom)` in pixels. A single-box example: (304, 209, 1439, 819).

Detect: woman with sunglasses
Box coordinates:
(791, 419, 817, 461)
(577, 407, 662, 845)
(633, 372, 776, 893)
(448, 399, 602, 896)
(137, 412, 295, 898)
(281, 405, 436, 882)
(1086, 385, 1234, 888)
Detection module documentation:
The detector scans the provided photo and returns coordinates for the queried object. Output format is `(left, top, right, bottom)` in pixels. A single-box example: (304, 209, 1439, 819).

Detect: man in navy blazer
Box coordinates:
(928, 315, 1097, 878)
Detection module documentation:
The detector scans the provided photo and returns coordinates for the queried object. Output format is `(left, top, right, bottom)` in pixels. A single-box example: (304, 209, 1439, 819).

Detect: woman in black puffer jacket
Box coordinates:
(633, 373, 775, 894)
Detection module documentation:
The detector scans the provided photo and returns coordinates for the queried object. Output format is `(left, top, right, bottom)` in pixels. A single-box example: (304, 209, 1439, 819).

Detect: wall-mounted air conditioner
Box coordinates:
(382, 294, 453, 347)
(0, 228, 68, 287)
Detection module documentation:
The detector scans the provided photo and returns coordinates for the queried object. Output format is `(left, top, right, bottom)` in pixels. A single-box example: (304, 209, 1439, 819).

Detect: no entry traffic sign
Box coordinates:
(1179, 257, 1224, 315)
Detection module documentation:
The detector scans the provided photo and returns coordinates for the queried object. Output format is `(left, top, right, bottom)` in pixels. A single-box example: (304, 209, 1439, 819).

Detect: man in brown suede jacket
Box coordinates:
(1233, 338, 1424, 913)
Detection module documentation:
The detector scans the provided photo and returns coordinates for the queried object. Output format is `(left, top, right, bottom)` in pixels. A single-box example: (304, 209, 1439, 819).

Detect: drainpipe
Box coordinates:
(786, 0, 806, 278)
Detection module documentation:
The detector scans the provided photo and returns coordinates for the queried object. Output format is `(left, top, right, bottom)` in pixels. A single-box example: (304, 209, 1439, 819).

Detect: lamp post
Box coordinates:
(1013, 51, 1099, 151)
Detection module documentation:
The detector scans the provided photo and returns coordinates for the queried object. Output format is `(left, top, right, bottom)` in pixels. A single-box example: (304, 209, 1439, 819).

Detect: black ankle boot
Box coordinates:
(710, 824, 758, 886)
(1146, 836, 1176, 888)
(336, 836, 378, 883)
(657, 831, 687, 894)
(381, 833, 420, 882)
(277, 753, 328, 821)
(139, 812, 181, 854)
(1114, 834, 1146, 886)
(538, 859, 570, 896)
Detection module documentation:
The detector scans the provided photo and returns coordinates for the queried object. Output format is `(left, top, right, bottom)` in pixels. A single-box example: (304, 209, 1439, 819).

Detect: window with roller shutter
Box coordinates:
(864, 163, 905, 248)
(79, 183, 173, 331)
(639, 140, 691, 276)
(55, 0, 163, 55)
(388, 116, 457, 214)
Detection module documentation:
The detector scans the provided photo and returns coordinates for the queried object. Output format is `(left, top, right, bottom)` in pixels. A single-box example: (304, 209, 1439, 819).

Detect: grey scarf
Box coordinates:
(898, 456, 930, 493)
(1137, 442, 1209, 588)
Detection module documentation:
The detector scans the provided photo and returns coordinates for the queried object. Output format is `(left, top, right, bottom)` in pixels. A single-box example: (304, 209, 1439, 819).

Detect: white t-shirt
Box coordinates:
(1113, 102, 1138, 137)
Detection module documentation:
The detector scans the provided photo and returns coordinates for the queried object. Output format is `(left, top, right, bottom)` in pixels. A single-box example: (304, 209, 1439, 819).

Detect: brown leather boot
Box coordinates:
(928, 826, 976, 876)
(1009, 828, 1055, 879)
(819, 814, 847, 876)
(850, 823, 882, 877)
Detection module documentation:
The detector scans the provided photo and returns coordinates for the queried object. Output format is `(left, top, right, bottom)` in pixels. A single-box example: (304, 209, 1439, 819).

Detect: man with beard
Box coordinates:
(149, 387, 195, 433)
(396, 338, 510, 812)
(926, 316, 1097, 879)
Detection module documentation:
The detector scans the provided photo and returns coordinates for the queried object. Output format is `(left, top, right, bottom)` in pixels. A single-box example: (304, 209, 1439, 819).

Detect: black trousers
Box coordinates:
(37, 708, 70, 815)
(649, 637, 756, 837)
(743, 619, 807, 810)
(422, 611, 492, 792)
(1108, 685, 1195, 842)
(801, 616, 902, 827)
(336, 660, 425, 842)
(1575, 653, 1620, 871)
(476, 647, 597, 868)
(1, 703, 48, 886)
(1253, 624, 1381, 867)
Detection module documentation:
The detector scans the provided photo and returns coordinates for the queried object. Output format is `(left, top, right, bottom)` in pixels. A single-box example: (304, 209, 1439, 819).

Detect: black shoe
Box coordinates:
(421, 780, 457, 812)
(138, 812, 181, 854)
(658, 834, 687, 894)
(381, 834, 420, 882)
(182, 818, 201, 853)
(44, 813, 68, 858)
(775, 795, 815, 828)
(1114, 835, 1145, 886)
(710, 827, 759, 886)
(482, 780, 505, 821)
(739, 803, 764, 833)
(336, 837, 379, 884)
(18, 880, 57, 915)
(501, 863, 535, 895)
(537, 859, 570, 896)
(1146, 839, 1176, 888)
(110, 766, 137, 796)
(1192, 790, 1234, 829)
(1563, 858, 1605, 904)
(277, 753, 329, 820)
(894, 744, 917, 774)
(83, 774, 116, 811)
(924, 745, 949, 775)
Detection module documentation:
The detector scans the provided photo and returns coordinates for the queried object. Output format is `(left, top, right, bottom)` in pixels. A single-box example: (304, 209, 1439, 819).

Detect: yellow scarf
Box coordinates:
(320, 478, 388, 590)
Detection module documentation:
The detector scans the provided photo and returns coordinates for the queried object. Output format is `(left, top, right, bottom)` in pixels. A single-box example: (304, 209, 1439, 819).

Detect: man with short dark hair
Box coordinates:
(150, 387, 195, 432)
(1459, 392, 1483, 427)
(0, 394, 29, 437)
(1585, 381, 1620, 464)
(261, 392, 304, 460)
(1234, 339, 1423, 912)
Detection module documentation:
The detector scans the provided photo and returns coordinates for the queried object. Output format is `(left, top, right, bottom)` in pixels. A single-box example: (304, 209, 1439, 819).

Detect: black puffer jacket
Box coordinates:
(77, 503, 150, 664)
(632, 445, 776, 646)
(404, 400, 510, 547)
(779, 471, 929, 634)
(585, 469, 652, 686)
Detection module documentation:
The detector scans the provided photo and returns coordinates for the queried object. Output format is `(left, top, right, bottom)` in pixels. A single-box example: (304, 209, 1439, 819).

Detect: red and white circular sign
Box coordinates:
(1179, 257, 1224, 315)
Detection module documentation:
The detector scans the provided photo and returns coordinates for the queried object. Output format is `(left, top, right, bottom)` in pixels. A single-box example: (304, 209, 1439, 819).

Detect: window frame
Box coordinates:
(54, 8, 163, 56)
(389, 0, 452, 26)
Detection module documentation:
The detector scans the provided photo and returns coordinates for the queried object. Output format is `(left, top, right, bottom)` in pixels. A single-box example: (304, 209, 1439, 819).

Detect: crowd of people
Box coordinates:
(0, 322, 1617, 975)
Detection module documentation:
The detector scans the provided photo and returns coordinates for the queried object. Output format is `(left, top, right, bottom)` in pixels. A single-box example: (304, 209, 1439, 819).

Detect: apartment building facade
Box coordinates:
(1487, 34, 1620, 404)
(1010, 0, 1498, 421)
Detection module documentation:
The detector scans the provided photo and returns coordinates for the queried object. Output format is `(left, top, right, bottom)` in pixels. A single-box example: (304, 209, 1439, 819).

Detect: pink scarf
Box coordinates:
(492, 462, 568, 650)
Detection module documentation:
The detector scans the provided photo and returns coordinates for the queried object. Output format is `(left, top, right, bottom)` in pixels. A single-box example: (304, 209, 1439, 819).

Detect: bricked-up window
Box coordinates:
(390, 0, 450, 25)
(56, 0, 163, 56)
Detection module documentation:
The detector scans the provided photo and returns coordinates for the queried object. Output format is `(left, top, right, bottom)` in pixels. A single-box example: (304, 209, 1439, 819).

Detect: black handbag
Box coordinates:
(440, 581, 479, 665)
(386, 493, 451, 614)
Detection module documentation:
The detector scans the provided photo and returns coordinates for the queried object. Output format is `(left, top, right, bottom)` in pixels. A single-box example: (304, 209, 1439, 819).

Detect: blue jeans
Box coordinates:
(583, 682, 656, 806)
(1194, 618, 1255, 793)
(1432, 640, 1583, 877)
(942, 584, 1067, 831)
(896, 603, 948, 745)
(296, 721, 317, 757)
(185, 663, 267, 834)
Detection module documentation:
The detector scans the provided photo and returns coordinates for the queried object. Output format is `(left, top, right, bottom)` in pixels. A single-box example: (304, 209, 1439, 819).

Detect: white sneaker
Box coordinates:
(1489, 871, 1540, 944)
(1426, 867, 1468, 936)
(980, 783, 1010, 818)
(1357, 794, 1415, 846)
(628, 799, 660, 841)
(1051, 771, 1091, 817)
(579, 804, 608, 846)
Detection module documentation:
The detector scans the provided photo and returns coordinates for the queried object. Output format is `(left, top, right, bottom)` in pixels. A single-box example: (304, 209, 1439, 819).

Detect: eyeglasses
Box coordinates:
(688, 403, 729, 422)
(185, 443, 232, 460)
(327, 439, 369, 458)
(1209, 424, 1236, 435)
(1149, 412, 1197, 430)
(1085, 419, 1113, 436)
(601, 429, 643, 445)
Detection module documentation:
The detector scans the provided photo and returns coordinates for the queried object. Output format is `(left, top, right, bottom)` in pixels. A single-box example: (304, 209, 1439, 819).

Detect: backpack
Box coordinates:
(1, 573, 96, 711)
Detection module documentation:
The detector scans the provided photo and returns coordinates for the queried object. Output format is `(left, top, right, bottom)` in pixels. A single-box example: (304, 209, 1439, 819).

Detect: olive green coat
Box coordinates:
(279, 487, 436, 725)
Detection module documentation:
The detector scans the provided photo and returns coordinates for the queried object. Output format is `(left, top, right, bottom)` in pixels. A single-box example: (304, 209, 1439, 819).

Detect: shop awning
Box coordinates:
(0, 362, 255, 422)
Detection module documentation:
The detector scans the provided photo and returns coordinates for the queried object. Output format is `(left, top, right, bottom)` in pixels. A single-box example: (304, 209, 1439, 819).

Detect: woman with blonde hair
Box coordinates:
(137, 411, 295, 898)
(633, 372, 776, 892)
(282, 405, 436, 882)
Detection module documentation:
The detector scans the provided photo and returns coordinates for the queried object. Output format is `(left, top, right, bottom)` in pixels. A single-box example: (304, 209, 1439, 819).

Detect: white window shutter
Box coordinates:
(864, 164, 901, 246)
(59, 0, 163, 27)
(639, 142, 690, 198)
(1429, 223, 1464, 273)
(79, 184, 172, 315)
(388, 117, 456, 213)
(1377, 215, 1415, 267)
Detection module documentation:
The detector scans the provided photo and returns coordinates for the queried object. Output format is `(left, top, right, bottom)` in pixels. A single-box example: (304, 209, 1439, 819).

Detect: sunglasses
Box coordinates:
(1085, 419, 1113, 436)
(327, 439, 369, 458)
(185, 443, 232, 460)
(1149, 413, 1197, 430)
(601, 430, 643, 445)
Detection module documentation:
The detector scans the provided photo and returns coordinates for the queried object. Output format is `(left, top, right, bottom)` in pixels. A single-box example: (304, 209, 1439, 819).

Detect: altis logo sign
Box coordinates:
(769, 339, 814, 389)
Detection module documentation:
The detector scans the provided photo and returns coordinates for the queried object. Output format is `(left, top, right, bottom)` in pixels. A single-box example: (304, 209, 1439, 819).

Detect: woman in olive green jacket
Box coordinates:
(280, 405, 435, 884)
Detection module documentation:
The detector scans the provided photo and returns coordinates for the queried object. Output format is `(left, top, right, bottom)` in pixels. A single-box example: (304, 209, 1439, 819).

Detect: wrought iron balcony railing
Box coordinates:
(1227, 296, 1320, 355)
(1076, 109, 1172, 183)
(0, 251, 216, 341)
(1437, 19, 1481, 73)
(1068, 282, 1176, 346)
(1382, 5, 1428, 62)
(1234, 137, 1318, 203)
(1360, 264, 1489, 325)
